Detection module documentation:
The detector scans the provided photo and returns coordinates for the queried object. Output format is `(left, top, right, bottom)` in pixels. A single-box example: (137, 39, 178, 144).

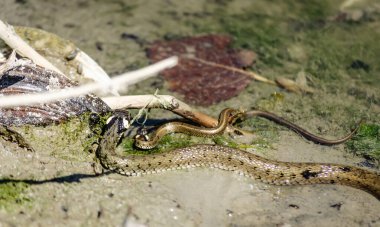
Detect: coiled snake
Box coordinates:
(96, 108, 380, 200)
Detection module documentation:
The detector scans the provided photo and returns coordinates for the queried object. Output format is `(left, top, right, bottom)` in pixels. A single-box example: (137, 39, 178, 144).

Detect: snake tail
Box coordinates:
(246, 110, 360, 145)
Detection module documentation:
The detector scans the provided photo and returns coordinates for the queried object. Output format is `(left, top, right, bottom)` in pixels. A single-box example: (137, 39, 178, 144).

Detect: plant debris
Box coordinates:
(275, 70, 315, 94)
(147, 34, 257, 106)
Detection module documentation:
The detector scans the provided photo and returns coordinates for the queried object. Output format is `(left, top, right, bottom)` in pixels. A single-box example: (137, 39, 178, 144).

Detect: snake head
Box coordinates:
(135, 127, 150, 141)
(106, 109, 132, 134)
(228, 109, 245, 124)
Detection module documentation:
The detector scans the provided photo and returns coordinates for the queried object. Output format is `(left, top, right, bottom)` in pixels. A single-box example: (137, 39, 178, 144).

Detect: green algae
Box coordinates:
(346, 123, 380, 166)
(255, 92, 285, 111)
(121, 134, 202, 155)
(0, 181, 31, 210)
(238, 117, 279, 145)
(212, 135, 239, 149)
(9, 112, 110, 163)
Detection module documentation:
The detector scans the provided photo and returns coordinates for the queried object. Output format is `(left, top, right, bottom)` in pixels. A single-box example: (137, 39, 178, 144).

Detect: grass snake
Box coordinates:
(96, 108, 380, 200)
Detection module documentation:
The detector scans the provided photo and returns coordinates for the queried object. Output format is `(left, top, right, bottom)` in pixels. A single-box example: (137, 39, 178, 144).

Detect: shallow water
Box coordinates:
(1, 0, 380, 226)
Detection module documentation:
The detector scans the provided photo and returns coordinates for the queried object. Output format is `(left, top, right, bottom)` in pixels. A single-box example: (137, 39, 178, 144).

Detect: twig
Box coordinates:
(74, 50, 120, 96)
(102, 95, 218, 127)
(183, 56, 276, 85)
(0, 57, 178, 108)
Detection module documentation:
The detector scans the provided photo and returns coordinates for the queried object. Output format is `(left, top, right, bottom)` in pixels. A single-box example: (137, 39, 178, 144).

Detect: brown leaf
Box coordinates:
(147, 35, 255, 106)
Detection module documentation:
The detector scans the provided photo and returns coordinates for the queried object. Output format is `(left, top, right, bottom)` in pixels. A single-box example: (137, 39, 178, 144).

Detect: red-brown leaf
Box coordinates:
(147, 35, 255, 106)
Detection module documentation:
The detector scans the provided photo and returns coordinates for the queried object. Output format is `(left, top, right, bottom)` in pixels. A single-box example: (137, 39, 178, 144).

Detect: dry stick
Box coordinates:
(184, 56, 276, 85)
(0, 20, 64, 75)
(75, 50, 120, 96)
(0, 57, 178, 108)
(103, 95, 218, 127)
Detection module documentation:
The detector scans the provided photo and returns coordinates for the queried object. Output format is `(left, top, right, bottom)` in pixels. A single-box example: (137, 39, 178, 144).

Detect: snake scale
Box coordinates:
(97, 109, 380, 200)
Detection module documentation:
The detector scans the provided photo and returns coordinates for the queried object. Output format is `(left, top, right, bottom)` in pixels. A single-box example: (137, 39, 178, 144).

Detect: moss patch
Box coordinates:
(121, 134, 196, 155)
(346, 123, 380, 167)
(212, 135, 239, 148)
(0, 181, 31, 210)
(11, 112, 111, 162)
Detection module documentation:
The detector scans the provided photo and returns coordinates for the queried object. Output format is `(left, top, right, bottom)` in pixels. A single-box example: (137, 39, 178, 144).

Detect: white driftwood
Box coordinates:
(74, 50, 120, 96)
(0, 56, 178, 108)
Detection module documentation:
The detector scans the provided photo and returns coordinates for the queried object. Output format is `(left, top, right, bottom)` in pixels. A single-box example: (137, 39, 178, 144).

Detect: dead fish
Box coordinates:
(0, 61, 111, 126)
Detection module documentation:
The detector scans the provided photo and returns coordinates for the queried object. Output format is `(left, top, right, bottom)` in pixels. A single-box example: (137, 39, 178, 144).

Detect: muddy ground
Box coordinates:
(0, 0, 380, 226)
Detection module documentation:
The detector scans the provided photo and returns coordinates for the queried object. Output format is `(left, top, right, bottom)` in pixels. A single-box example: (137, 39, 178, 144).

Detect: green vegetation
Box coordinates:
(236, 116, 280, 151)
(122, 134, 195, 155)
(0, 181, 31, 210)
(12, 112, 112, 162)
(82, 112, 113, 154)
(213, 135, 239, 148)
(346, 123, 380, 166)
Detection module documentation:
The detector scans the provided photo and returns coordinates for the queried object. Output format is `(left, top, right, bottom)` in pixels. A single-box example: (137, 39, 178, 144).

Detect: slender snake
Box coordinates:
(134, 108, 360, 149)
(134, 108, 244, 149)
(97, 109, 380, 200)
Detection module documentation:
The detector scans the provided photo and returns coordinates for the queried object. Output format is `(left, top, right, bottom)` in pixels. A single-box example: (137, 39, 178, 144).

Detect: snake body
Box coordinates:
(135, 108, 243, 149)
(97, 111, 380, 200)
(135, 108, 359, 149)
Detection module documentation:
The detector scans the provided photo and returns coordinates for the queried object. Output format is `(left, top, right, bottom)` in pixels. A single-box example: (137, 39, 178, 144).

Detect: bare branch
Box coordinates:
(0, 57, 178, 108)
(102, 95, 218, 127)
(184, 56, 276, 85)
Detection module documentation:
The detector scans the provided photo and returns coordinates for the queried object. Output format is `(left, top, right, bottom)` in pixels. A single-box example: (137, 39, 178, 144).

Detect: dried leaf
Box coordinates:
(275, 71, 315, 94)
(147, 35, 256, 106)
